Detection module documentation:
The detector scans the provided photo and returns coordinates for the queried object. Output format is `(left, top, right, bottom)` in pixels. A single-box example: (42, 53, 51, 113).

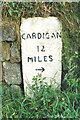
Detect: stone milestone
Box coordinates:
(20, 17, 62, 94)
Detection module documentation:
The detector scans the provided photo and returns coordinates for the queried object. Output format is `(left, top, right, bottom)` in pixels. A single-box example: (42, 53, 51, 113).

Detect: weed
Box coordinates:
(2, 73, 80, 119)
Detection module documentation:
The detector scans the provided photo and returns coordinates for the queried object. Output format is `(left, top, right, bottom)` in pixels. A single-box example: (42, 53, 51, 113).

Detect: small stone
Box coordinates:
(0, 42, 3, 61)
(10, 85, 21, 91)
(10, 85, 22, 97)
(2, 21, 16, 42)
(3, 62, 22, 85)
(10, 42, 20, 63)
(0, 62, 2, 82)
(2, 42, 10, 61)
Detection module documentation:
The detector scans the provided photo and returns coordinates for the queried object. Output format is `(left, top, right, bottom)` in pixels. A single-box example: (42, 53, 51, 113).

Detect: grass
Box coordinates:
(2, 72, 80, 119)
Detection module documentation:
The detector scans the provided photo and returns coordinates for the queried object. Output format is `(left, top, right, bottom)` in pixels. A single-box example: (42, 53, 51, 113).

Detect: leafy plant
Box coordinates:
(6, 2, 34, 17)
(2, 73, 80, 119)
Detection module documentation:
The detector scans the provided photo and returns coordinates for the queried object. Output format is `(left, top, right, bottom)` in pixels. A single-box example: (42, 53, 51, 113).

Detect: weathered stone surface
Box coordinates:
(3, 62, 22, 85)
(0, 42, 3, 61)
(10, 85, 21, 92)
(0, 62, 2, 82)
(20, 17, 62, 95)
(0, 17, 3, 63)
(10, 85, 22, 97)
(10, 42, 20, 63)
(2, 42, 10, 61)
(2, 21, 16, 42)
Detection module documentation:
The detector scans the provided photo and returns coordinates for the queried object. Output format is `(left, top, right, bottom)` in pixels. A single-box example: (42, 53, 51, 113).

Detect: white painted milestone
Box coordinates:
(20, 17, 62, 94)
